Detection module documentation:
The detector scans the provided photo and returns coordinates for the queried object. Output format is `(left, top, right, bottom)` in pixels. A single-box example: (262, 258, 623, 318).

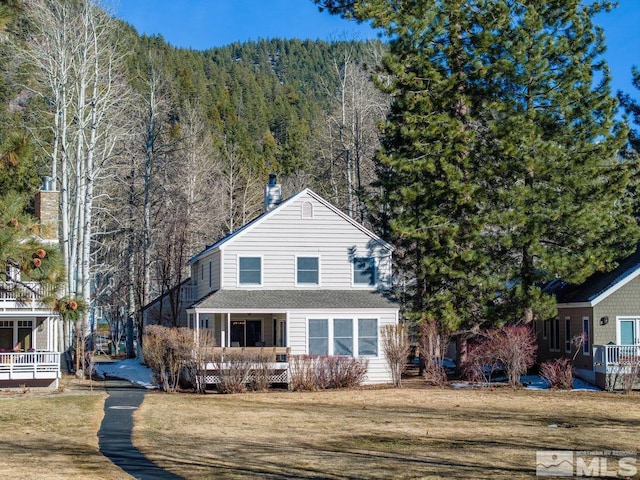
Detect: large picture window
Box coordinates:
(297, 257, 319, 285)
(308, 317, 379, 357)
(353, 257, 376, 286)
(239, 257, 261, 285)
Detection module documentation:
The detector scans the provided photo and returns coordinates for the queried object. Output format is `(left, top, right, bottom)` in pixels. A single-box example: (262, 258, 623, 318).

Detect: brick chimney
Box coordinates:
(264, 173, 282, 212)
(34, 176, 59, 242)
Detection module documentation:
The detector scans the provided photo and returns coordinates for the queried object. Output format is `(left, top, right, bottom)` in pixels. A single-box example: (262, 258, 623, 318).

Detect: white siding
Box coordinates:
(194, 250, 221, 299)
(221, 192, 391, 290)
(287, 309, 396, 384)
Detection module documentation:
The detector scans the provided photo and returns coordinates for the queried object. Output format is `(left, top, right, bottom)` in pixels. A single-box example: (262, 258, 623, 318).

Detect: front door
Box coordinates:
(619, 318, 640, 345)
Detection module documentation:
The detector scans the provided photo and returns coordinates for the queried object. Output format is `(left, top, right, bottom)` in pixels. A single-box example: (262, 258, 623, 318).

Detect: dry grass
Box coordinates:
(1, 376, 639, 479)
(134, 385, 640, 479)
(0, 388, 135, 479)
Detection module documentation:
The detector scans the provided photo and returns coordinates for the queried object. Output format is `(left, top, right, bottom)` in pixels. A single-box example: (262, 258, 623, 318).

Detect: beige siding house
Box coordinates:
(538, 250, 640, 389)
(155, 181, 399, 385)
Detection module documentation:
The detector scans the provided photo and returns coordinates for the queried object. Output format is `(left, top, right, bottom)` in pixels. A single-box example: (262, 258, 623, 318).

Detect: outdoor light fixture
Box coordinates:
(600, 316, 609, 326)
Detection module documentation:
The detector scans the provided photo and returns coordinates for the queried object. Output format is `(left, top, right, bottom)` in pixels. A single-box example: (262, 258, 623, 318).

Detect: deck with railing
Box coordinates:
(204, 347, 291, 385)
(0, 352, 61, 380)
(0, 282, 54, 311)
(593, 344, 640, 374)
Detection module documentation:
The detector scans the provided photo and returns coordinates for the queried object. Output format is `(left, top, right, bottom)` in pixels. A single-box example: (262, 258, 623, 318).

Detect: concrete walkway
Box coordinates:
(98, 379, 184, 480)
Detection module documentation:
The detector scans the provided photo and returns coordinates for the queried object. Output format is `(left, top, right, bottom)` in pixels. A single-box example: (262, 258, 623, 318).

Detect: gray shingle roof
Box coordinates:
(545, 248, 640, 304)
(190, 289, 398, 311)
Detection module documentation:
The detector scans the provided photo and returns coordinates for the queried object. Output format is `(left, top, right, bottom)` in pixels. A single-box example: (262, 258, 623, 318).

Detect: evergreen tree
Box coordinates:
(618, 66, 640, 154)
(0, 192, 64, 306)
(318, 0, 639, 331)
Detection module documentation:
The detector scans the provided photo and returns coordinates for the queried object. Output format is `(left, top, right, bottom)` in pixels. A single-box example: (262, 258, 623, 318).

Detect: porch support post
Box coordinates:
(195, 311, 200, 343)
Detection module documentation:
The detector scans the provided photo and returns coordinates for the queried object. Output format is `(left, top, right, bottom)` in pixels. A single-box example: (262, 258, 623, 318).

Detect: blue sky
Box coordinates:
(115, 1, 640, 98)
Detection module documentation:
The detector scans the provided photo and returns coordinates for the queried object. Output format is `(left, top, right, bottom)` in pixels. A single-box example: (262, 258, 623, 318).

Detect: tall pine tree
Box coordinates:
(317, 0, 639, 331)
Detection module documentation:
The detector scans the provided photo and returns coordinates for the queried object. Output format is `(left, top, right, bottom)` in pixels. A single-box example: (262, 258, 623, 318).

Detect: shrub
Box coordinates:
(539, 358, 573, 389)
(289, 355, 368, 391)
(464, 326, 537, 388)
(182, 330, 215, 393)
(248, 350, 275, 391)
(381, 324, 411, 387)
(143, 326, 212, 392)
(211, 351, 253, 394)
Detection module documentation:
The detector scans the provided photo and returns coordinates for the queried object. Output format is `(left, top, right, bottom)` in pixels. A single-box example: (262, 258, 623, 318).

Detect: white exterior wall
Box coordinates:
(221, 192, 391, 290)
(194, 250, 221, 299)
(288, 309, 396, 384)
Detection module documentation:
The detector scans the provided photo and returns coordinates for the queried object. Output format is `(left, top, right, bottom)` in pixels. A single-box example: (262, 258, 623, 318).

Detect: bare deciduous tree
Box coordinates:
(381, 323, 410, 387)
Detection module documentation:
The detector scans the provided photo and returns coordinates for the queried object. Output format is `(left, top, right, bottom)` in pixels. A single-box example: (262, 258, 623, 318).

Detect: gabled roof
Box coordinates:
(188, 289, 398, 311)
(188, 188, 392, 264)
(545, 248, 640, 307)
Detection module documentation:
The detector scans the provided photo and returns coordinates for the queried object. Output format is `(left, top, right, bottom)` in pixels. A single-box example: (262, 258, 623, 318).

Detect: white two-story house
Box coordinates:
(0, 180, 61, 389)
(162, 178, 399, 384)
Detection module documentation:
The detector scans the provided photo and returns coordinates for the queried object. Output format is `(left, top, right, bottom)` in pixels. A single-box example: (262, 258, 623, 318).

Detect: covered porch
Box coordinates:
(1, 284, 61, 388)
(593, 344, 640, 390)
(0, 351, 61, 386)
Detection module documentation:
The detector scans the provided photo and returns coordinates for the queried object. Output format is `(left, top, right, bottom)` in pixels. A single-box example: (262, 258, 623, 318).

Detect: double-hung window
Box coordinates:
(333, 319, 353, 355)
(239, 257, 261, 285)
(297, 256, 319, 285)
(353, 257, 376, 286)
(358, 319, 378, 356)
(309, 319, 328, 355)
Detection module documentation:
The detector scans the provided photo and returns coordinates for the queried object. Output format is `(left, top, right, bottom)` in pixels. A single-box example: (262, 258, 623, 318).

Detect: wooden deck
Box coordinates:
(205, 347, 291, 385)
(0, 352, 61, 381)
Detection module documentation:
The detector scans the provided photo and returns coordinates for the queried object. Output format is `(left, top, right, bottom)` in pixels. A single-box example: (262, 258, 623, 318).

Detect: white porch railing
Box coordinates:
(593, 344, 640, 374)
(0, 282, 54, 311)
(0, 352, 61, 380)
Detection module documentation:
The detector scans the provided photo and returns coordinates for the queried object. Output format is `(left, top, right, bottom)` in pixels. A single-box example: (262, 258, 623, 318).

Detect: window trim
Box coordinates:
(237, 255, 263, 286)
(352, 257, 377, 288)
(296, 255, 320, 286)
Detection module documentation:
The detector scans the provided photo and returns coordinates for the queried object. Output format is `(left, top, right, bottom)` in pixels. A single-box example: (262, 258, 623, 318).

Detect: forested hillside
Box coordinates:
(2, 0, 639, 368)
(0, 0, 388, 345)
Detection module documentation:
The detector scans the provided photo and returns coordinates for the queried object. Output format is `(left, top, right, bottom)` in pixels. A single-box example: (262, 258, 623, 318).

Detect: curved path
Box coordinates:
(98, 380, 184, 480)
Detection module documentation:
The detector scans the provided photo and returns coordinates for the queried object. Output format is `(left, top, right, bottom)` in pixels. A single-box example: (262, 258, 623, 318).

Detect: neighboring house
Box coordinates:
(539, 250, 640, 390)
(144, 177, 399, 385)
(0, 180, 62, 389)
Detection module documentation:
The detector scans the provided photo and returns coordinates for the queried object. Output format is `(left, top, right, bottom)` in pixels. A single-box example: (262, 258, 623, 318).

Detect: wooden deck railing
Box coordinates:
(0, 282, 55, 311)
(210, 346, 290, 361)
(0, 352, 61, 380)
(593, 344, 640, 373)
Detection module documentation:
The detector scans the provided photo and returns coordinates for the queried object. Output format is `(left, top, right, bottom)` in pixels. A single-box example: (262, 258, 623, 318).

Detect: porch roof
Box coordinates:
(189, 289, 398, 311)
